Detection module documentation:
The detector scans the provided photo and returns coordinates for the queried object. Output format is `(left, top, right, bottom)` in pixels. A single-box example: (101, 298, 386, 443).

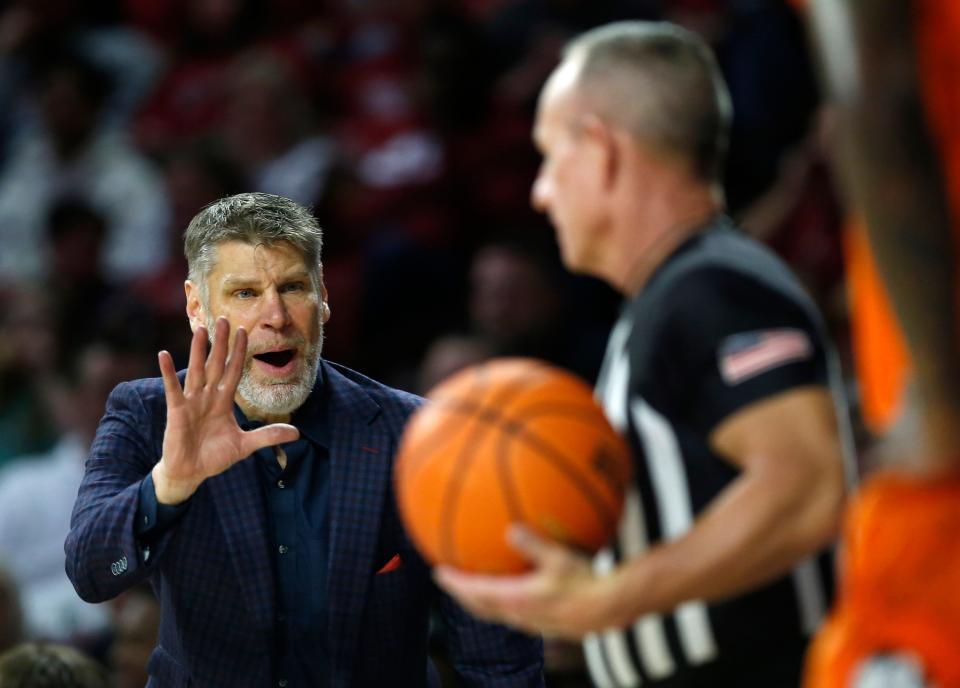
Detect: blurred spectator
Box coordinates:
(0, 288, 58, 465)
(328, 0, 478, 387)
(468, 237, 608, 381)
(737, 106, 845, 318)
(72, 22, 165, 130)
(707, 0, 819, 213)
(485, 0, 657, 109)
(220, 49, 336, 207)
(417, 333, 494, 394)
(133, 0, 268, 152)
(355, 236, 469, 388)
(0, 642, 107, 688)
(162, 143, 247, 237)
(470, 240, 562, 348)
(0, 340, 151, 642)
(418, 2, 542, 232)
(0, 1, 84, 158)
(0, 51, 171, 283)
(0, 567, 24, 657)
(416, 4, 494, 134)
(45, 199, 116, 350)
(331, 1, 451, 242)
(107, 585, 159, 688)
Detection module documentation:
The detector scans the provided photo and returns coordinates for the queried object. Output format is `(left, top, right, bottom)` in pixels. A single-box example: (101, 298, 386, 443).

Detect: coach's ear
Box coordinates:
(320, 287, 331, 324)
(319, 266, 331, 324)
(184, 280, 205, 333)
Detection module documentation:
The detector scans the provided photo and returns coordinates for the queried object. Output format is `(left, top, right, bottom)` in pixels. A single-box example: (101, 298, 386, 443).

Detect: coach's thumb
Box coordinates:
(242, 423, 300, 457)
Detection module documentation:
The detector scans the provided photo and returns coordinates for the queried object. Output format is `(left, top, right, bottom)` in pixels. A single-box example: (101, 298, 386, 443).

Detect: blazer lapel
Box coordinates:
(323, 363, 390, 677)
(208, 457, 276, 636)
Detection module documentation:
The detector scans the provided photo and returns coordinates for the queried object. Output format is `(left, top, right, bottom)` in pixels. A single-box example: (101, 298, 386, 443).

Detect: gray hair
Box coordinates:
(184, 192, 323, 301)
(563, 21, 733, 182)
(0, 642, 108, 688)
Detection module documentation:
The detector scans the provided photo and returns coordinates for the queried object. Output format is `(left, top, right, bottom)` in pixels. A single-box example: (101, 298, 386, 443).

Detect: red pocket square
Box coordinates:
(376, 554, 402, 574)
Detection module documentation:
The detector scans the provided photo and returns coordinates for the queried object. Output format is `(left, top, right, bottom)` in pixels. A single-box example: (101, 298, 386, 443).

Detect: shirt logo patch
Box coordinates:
(718, 328, 813, 385)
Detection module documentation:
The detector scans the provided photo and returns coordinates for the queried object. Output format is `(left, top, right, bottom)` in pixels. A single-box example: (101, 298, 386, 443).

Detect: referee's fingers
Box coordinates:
(506, 525, 567, 569)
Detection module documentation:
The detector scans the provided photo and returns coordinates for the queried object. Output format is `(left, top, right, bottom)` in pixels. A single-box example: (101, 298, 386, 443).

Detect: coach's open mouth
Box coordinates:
(252, 349, 297, 374)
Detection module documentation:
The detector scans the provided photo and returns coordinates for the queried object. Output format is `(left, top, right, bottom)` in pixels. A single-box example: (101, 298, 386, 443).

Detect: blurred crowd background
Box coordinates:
(0, 0, 862, 685)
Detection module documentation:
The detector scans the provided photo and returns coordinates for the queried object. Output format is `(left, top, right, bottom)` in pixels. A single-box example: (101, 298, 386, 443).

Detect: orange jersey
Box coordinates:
(804, 472, 960, 687)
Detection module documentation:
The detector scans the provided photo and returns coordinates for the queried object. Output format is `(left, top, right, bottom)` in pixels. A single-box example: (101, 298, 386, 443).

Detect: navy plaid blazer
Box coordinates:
(65, 360, 543, 687)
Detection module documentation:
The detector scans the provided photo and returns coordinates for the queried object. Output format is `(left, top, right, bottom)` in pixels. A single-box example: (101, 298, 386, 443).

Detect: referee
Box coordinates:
(437, 20, 853, 687)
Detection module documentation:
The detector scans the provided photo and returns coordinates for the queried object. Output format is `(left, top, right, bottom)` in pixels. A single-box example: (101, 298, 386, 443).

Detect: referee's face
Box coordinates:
(532, 59, 606, 275)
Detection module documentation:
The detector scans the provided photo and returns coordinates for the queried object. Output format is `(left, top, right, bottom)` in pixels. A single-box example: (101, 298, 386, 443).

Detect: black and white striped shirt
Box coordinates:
(586, 217, 854, 687)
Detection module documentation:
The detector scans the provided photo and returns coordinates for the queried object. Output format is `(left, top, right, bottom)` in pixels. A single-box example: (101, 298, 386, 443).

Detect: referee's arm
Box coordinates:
(600, 385, 845, 628)
(434, 383, 846, 638)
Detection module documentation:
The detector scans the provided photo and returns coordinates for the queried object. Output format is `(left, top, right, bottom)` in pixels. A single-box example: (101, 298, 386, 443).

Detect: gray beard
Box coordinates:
(206, 316, 323, 417)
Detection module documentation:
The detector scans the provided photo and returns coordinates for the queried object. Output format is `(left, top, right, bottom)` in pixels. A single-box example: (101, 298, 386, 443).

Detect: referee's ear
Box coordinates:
(578, 112, 620, 192)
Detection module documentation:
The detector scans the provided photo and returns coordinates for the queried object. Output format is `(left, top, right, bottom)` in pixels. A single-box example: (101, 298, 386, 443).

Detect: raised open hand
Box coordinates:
(152, 317, 299, 504)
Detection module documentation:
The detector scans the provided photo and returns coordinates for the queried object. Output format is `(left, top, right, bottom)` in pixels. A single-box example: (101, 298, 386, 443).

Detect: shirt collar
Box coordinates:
(231, 362, 329, 449)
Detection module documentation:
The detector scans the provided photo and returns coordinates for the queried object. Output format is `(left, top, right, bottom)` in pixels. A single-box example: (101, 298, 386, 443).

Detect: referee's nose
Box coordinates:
(531, 162, 552, 214)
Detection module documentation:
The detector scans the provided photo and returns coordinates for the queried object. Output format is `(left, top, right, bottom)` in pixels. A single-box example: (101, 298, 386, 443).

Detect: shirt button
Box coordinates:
(277, 479, 285, 489)
(143, 516, 149, 525)
(276, 613, 287, 622)
(279, 680, 288, 687)
(278, 544, 288, 554)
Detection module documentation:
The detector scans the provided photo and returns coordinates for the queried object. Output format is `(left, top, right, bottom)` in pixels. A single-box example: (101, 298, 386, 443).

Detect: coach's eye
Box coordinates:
(235, 289, 255, 299)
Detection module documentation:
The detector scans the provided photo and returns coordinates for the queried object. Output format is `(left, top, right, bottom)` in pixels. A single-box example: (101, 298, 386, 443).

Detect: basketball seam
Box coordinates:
(506, 399, 630, 530)
(397, 404, 475, 487)
(503, 400, 609, 422)
(437, 367, 545, 569)
(509, 425, 621, 543)
(399, 368, 491, 482)
(438, 414, 489, 568)
(496, 422, 525, 525)
(433, 397, 623, 550)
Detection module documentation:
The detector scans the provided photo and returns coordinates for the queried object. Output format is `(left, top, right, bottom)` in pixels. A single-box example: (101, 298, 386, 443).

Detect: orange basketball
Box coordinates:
(394, 358, 632, 574)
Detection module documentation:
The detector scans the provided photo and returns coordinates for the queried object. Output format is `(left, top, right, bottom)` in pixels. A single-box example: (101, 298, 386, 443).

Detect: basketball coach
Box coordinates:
(65, 192, 544, 687)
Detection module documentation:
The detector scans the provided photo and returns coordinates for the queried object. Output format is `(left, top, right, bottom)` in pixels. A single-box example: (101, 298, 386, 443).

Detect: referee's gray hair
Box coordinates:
(562, 21, 733, 183)
(184, 192, 323, 302)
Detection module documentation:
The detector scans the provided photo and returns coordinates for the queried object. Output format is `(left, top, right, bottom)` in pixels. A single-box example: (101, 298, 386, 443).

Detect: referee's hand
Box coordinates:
(434, 525, 617, 639)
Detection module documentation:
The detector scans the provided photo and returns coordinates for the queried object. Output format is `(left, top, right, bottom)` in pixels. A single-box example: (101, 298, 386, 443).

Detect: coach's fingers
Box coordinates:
(158, 350, 184, 407)
(205, 317, 229, 387)
(184, 326, 208, 395)
(221, 326, 247, 393)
